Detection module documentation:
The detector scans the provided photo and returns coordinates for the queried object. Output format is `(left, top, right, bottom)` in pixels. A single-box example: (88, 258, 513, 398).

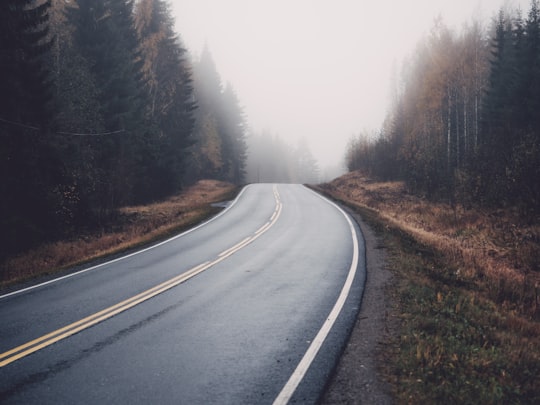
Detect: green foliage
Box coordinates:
(382, 225, 540, 404)
(397, 285, 538, 403)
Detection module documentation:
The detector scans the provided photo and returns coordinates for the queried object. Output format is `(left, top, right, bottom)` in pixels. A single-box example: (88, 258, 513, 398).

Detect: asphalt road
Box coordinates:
(0, 184, 365, 404)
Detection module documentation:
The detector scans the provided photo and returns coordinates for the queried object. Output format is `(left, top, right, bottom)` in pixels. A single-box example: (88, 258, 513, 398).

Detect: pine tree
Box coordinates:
(135, 0, 196, 199)
(190, 48, 247, 184)
(510, 0, 540, 211)
(0, 0, 59, 257)
(67, 0, 150, 212)
(194, 45, 223, 112)
(219, 84, 247, 183)
(45, 0, 106, 228)
(483, 12, 517, 140)
(525, 0, 540, 132)
(188, 46, 226, 182)
(0, 0, 53, 129)
(477, 11, 518, 202)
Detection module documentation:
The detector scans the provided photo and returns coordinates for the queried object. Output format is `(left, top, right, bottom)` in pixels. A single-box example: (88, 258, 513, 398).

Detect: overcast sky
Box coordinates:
(172, 0, 531, 169)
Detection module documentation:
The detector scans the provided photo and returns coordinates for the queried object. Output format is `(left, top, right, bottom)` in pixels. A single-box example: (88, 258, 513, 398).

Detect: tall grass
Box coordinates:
(315, 171, 540, 403)
(320, 171, 539, 318)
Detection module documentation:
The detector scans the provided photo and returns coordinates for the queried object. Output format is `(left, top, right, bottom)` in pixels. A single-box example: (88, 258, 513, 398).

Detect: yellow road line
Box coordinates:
(218, 237, 252, 257)
(0, 261, 211, 367)
(255, 222, 271, 235)
(0, 260, 210, 362)
(0, 186, 283, 368)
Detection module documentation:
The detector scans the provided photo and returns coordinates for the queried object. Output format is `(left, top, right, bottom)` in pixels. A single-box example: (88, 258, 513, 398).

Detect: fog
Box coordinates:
(172, 0, 530, 174)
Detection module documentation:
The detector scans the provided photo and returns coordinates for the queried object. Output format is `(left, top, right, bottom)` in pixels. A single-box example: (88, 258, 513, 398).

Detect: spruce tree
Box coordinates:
(0, 0, 52, 129)
(67, 0, 150, 211)
(525, 0, 540, 132)
(0, 0, 58, 257)
(219, 85, 247, 183)
(478, 11, 517, 202)
(135, 0, 196, 199)
(187, 46, 225, 181)
(513, 0, 540, 211)
(483, 12, 514, 138)
(190, 48, 246, 184)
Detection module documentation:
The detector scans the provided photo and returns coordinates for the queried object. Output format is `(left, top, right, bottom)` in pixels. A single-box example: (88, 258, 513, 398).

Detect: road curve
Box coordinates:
(0, 184, 366, 404)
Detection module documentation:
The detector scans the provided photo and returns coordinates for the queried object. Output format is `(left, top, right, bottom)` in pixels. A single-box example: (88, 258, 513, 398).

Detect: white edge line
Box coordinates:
(272, 186, 360, 405)
(0, 185, 251, 300)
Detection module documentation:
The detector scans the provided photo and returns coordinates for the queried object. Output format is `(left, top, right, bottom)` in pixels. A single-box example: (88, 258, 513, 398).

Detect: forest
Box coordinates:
(245, 131, 320, 184)
(0, 0, 248, 259)
(346, 1, 540, 215)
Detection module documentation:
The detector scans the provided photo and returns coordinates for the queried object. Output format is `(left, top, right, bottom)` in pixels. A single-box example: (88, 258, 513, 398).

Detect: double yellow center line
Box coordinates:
(0, 186, 282, 368)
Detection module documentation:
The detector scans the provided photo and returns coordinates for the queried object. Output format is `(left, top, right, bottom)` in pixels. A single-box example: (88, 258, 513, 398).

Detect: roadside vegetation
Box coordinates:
(346, 3, 540, 218)
(1, 1, 248, 265)
(0, 180, 237, 288)
(336, 4, 540, 400)
(318, 171, 540, 404)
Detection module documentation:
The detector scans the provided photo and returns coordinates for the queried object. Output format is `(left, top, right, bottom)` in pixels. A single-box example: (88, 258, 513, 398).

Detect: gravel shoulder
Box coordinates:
(321, 208, 395, 404)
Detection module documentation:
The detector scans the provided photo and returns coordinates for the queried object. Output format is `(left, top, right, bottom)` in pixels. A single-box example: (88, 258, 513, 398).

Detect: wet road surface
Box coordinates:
(0, 184, 365, 404)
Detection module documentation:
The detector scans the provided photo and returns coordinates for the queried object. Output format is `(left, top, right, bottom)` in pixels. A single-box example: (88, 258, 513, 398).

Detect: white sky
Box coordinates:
(172, 0, 531, 168)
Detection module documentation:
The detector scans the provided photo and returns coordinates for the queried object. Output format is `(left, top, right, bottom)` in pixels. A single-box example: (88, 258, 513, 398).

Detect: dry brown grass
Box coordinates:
(1, 180, 237, 287)
(317, 171, 540, 402)
(319, 171, 540, 318)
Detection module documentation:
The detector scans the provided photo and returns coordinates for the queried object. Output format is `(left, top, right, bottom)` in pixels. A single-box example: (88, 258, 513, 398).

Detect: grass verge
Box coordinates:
(1, 180, 239, 289)
(381, 222, 539, 403)
(314, 173, 540, 404)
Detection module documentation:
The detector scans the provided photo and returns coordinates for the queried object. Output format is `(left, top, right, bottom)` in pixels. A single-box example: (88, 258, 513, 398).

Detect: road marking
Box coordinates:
(255, 222, 271, 235)
(0, 261, 211, 367)
(0, 186, 283, 368)
(0, 185, 252, 301)
(272, 186, 361, 405)
(218, 237, 252, 257)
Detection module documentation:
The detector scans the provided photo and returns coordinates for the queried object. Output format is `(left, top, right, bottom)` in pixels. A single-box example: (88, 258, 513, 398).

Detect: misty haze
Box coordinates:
(1, 0, 539, 404)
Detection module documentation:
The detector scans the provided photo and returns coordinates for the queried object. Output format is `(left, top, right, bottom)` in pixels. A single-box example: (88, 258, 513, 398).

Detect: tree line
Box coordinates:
(1, 0, 246, 259)
(246, 131, 320, 184)
(346, 1, 540, 214)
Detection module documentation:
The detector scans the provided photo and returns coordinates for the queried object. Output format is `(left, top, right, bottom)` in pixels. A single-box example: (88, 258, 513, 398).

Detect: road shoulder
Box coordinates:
(321, 209, 395, 404)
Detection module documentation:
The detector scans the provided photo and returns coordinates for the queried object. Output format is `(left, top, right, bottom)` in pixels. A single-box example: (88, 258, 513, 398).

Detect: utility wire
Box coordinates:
(56, 129, 126, 136)
(0, 117, 40, 131)
(0, 116, 126, 136)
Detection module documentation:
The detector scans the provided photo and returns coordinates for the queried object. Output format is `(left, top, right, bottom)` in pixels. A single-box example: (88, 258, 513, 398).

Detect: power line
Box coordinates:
(0, 117, 40, 131)
(0, 116, 126, 136)
(56, 129, 126, 136)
